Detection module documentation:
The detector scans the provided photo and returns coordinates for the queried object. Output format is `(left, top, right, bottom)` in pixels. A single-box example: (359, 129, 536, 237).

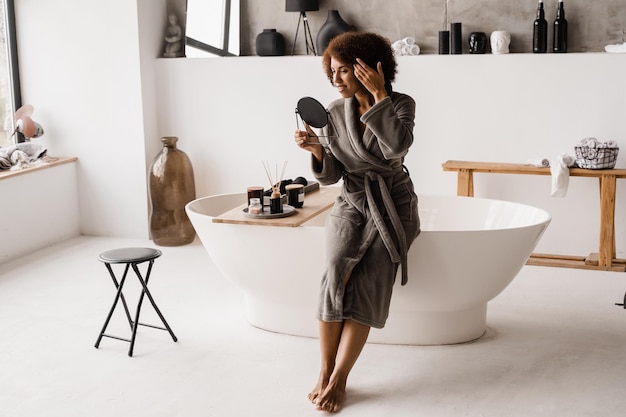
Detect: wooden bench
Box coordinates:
(442, 160, 626, 272)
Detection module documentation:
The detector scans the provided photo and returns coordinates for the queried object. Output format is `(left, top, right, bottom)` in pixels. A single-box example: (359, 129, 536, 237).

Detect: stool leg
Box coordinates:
(131, 261, 178, 344)
(106, 263, 134, 330)
(95, 264, 129, 349)
(127, 260, 178, 356)
(136, 261, 178, 342)
(128, 264, 147, 357)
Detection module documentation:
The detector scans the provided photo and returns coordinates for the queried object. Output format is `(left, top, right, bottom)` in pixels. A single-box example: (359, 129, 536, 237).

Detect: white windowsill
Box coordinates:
(0, 156, 77, 181)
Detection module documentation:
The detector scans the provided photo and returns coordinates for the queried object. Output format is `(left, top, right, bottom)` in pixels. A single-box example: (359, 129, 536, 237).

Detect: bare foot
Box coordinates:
(315, 378, 346, 413)
(308, 372, 330, 404)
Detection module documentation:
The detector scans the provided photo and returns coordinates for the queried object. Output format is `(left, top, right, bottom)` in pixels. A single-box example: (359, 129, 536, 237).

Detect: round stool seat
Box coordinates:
(98, 247, 162, 264)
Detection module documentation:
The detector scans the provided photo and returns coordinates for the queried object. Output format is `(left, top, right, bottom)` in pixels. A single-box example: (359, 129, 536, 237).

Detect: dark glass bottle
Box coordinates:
(149, 137, 196, 246)
(533, 0, 548, 53)
(553, 0, 568, 53)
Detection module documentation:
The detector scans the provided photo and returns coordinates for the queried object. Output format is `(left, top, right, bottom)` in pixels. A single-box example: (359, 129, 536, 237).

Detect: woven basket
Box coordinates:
(574, 146, 619, 169)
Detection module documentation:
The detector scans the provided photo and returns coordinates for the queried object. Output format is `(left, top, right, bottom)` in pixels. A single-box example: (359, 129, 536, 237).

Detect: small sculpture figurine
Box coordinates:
(468, 32, 487, 54)
(163, 12, 184, 58)
(490, 30, 511, 54)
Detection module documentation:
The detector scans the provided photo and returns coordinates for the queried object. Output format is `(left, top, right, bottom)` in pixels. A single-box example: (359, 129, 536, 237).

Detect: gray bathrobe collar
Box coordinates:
(342, 97, 392, 172)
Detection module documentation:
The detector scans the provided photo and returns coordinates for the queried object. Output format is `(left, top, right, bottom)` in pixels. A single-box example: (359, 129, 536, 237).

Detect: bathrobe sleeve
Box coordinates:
(360, 95, 415, 159)
(311, 132, 344, 185)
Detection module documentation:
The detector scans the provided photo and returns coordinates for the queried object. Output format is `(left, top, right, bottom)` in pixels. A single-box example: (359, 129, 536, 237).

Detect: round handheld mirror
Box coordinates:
(296, 97, 329, 128)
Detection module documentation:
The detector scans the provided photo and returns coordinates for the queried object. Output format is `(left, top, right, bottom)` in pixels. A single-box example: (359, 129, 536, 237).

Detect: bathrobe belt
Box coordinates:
(358, 171, 410, 286)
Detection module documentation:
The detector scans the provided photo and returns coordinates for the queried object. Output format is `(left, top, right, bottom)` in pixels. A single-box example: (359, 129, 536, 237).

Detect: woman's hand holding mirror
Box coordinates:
(295, 123, 324, 161)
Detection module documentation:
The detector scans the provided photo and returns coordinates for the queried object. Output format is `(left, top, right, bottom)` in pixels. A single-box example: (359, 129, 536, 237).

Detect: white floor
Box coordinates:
(1, 236, 625, 417)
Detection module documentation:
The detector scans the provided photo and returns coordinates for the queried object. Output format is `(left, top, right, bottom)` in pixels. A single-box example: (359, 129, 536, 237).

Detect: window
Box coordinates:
(0, 0, 21, 147)
(185, 0, 239, 57)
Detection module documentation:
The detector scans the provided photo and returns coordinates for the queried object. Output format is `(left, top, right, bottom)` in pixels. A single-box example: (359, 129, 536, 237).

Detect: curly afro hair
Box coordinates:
(322, 31, 397, 94)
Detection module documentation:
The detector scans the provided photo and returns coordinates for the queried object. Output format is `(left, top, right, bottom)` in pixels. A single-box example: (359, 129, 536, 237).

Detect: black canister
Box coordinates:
(285, 184, 304, 208)
(438, 31, 450, 54)
(451, 23, 462, 54)
(256, 29, 285, 56)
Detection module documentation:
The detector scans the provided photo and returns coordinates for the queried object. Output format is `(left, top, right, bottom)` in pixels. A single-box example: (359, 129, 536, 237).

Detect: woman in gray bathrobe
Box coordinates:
(294, 32, 420, 413)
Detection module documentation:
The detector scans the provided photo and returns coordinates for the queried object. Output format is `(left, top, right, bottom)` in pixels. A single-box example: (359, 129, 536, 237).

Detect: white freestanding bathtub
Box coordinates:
(186, 189, 550, 345)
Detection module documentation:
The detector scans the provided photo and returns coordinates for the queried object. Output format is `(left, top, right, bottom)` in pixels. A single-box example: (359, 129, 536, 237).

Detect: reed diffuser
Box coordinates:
(263, 160, 287, 214)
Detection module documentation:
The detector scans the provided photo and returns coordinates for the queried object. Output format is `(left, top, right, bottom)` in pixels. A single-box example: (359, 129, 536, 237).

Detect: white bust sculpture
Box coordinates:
(490, 30, 511, 54)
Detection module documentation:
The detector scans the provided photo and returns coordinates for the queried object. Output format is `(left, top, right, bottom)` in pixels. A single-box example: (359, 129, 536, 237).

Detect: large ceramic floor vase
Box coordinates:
(315, 10, 355, 55)
(149, 136, 196, 246)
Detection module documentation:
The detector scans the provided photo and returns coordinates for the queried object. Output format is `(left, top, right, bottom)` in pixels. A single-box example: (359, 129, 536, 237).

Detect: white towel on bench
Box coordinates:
(550, 153, 576, 197)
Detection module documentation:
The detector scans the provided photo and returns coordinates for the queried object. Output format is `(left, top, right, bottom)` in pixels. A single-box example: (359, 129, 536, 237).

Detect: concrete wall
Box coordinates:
(241, 0, 626, 55)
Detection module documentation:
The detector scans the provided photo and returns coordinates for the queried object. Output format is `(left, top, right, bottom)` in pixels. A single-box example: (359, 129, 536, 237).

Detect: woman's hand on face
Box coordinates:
(354, 58, 387, 102)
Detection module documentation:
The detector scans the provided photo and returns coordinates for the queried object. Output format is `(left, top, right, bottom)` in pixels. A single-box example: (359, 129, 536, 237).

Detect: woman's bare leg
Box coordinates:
(308, 320, 343, 404)
(315, 319, 370, 413)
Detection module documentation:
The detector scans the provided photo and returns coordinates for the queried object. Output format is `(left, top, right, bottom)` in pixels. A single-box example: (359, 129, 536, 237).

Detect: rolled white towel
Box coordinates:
(580, 137, 599, 148)
(605, 42, 626, 53)
(392, 40, 403, 51)
(527, 158, 550, 167)
(401, 44, 420, 56)
(402, 37, 415, 46)
(606, 140, 619, 148)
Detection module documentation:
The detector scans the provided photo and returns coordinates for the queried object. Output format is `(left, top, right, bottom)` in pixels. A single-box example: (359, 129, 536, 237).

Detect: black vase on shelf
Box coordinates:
(256, 29, 285, 56)
(315, 10, 355, 56)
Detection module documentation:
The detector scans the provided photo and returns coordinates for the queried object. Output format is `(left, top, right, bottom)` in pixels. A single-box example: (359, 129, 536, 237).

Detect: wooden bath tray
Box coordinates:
(213, 186, 340, 227)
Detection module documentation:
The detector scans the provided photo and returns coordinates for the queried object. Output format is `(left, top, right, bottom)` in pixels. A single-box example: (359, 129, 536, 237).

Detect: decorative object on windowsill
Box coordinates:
(605, 42, 626, 53)
(0, 142, 47, 171)
(532, 0, 548, 53)
(552, 0, 568, 53)
(286, 0, 319, 56)
(468, 32, 488, 54)
(163, 0, 186, 58)
(315, 9, 355, 56)
(574, 137, 619, 169)
(490, 30, 511, 54)
(256, 29, 286, 56)
(450, 22, 462, 54)
(438, 31, 450, 54)
(391, 37, 420, 56)
(149, 137, 196, 246)
(12, 104, 44, 140)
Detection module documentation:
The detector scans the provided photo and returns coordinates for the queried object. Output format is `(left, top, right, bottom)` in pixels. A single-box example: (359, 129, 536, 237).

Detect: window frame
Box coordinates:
(2, 0, 23, 144)
(185, 0, 237, 57)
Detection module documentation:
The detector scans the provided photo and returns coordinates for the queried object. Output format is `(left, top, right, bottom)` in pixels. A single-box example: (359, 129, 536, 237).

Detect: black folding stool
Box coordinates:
(94, 247, 177, 356)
